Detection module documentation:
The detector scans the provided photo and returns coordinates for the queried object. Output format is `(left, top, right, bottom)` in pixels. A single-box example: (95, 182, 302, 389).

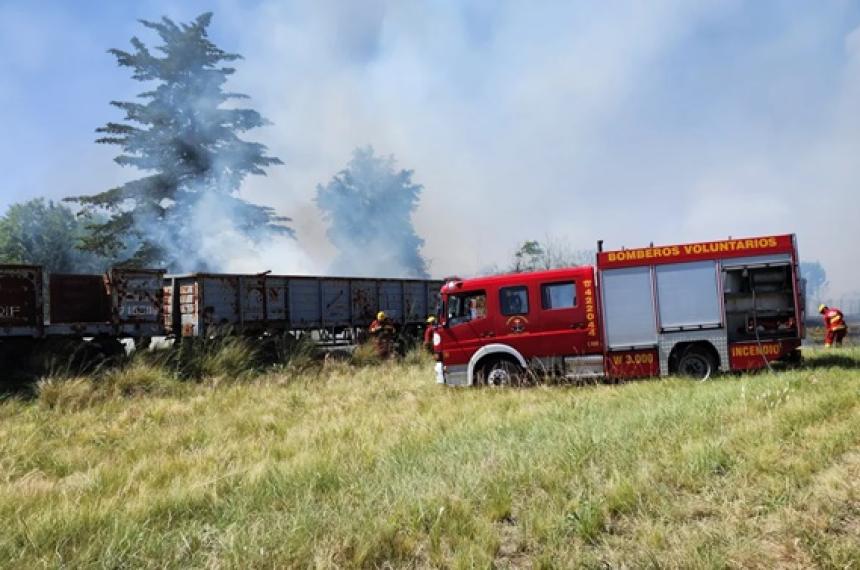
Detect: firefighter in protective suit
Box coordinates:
(369, 311, 397, 358)
(423, 315, 436, 353)
(819, 304, 848, 348)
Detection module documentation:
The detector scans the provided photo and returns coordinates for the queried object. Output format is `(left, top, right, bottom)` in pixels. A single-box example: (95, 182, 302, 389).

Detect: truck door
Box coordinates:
(536, 279, 593, 356)
(442, 289, 493, 364)
(493, 284, 543, 356)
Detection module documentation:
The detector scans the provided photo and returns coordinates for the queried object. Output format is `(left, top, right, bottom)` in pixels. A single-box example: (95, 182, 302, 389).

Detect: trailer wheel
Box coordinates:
(477, 357, 527, 387)
(91, 336, 127, 360)
(677, 347, 715, 381)
(0, 339, 36, 383)
(134, 337, 152, 351)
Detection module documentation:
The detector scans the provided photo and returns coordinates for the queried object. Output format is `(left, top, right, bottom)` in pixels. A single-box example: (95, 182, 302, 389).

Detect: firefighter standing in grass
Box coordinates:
(819, 304, 848, 347)
(423, 315, 436, 353)
(369, 311, 397, 358)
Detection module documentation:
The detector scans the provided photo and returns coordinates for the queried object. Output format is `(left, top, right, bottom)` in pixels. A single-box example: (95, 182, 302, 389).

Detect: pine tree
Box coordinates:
(69, 13, 289, 270)
(316, 146, 428, 278)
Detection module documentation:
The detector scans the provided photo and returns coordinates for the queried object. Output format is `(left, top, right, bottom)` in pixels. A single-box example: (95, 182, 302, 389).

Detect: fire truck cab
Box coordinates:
(434, 267, 603, 386)
(434, 234, 804, 386)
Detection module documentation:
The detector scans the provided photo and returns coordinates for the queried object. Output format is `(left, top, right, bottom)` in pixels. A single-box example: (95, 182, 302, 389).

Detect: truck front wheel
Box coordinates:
(476, 357, 527, 387)
(677, 347, 715, 381)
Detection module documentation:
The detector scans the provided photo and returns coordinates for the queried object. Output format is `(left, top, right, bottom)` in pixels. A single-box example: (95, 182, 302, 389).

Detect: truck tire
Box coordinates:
(783, 349, 802, 368)
(677, 346, 715, 381)
(477, 357, 527, 387)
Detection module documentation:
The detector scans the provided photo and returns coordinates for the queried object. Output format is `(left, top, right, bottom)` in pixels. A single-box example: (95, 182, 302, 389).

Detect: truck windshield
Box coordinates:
(446, 291, 487, 326)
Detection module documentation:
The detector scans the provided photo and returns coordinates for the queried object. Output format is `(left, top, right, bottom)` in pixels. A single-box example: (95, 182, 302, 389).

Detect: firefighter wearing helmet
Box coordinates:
(423, 315, 437, 353)
(818, 304, 848, 348)
(369, 310, 398, 358)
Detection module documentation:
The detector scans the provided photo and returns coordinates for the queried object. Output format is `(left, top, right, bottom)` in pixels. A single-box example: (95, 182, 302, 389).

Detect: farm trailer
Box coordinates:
(1, 264, 443, 351)
(163, 273, 444, 343)
(0, 265, 165, 362)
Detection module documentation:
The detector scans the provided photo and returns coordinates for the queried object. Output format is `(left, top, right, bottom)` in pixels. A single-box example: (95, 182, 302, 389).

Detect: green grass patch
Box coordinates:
(0, 347, 857, 567)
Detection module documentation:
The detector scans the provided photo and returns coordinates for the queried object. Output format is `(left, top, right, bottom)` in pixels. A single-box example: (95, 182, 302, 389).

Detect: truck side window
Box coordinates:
(500, 286, 529, 316)
(541, 281, 576, 310)
(447, 291, 487, 326)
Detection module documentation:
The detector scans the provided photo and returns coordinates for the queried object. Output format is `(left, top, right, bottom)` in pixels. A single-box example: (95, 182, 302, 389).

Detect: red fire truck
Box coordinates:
(433, 234, 804, 385)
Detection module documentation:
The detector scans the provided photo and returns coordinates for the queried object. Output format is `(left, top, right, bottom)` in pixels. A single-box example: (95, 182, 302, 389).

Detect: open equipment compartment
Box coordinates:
(723, 261, 798, 343)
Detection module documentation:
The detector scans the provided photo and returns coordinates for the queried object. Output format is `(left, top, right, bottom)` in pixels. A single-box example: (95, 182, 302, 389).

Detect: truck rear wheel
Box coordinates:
(677, 347, 715, 381)
(477, 357, 527, 387)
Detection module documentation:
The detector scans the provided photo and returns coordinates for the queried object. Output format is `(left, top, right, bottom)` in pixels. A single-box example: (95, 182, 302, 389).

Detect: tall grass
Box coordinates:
(33, 336, 265, 408)
(0, 347, 857, 568)
(170, 336, 261, 380)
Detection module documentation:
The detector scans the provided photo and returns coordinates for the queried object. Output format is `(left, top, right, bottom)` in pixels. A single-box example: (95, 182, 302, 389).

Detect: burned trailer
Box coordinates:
(0, 265, 165, 367)
(108, 268, 167, 338)
(163, 272, 443, 342)
(163, 273, 288, 338)
(45, 268, 165, 340)
(0, 265, 165, 341)
(0, 265, 44, 338)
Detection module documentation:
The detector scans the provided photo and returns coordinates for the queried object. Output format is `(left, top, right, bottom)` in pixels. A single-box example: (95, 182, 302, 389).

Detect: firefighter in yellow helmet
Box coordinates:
(423, 315, 437, 353)
(819, 304, 847, 348)
(369, 310, 397, 358)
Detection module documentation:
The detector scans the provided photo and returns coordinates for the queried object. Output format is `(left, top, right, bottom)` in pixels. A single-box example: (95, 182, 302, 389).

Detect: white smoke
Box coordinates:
(4, 2, 860, 291)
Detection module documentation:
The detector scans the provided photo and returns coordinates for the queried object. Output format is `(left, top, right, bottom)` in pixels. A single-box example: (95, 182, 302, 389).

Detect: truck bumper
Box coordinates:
(437, 363, 468, 387)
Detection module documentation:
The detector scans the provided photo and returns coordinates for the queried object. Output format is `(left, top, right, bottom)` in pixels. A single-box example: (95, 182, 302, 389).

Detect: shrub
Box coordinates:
(100, 360, 174, 397)
(402, 345, 433, 366)
(269, 334, 319, 371)
(197, 337, 260, 381)
(168, 336, 259, 380)
(37, 377, 97, 411)
(351, 341, 382, 367)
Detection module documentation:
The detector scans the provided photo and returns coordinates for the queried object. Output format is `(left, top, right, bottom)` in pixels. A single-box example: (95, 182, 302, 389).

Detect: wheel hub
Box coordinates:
(487, 367, 511, 386)
(679, 354, 711, 380)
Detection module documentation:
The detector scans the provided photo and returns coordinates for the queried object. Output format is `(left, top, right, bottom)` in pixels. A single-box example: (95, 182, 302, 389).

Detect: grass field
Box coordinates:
(0, 345, 858, 568)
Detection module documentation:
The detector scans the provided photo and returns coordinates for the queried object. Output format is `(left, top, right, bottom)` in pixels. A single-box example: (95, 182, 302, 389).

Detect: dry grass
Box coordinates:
(0, 346, 857, 568)
(35, 377, 98, 411)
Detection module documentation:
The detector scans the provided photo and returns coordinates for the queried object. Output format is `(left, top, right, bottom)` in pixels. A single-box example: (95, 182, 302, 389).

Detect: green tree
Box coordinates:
(799, 261, 827, 304)
(512, 240, 544, 272)
(0, 199, 108, 273)
(510, 235, 594, 273)
(69, 13, 289, 271)
(316, 146, 428, 278)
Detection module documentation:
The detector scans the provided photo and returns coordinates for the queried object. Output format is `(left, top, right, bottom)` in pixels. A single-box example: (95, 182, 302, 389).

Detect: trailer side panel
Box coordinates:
(0, 265, 43, 337)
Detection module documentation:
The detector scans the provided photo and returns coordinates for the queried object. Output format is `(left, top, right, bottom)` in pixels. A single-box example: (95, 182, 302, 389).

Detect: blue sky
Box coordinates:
(1, 1, 859, 294)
